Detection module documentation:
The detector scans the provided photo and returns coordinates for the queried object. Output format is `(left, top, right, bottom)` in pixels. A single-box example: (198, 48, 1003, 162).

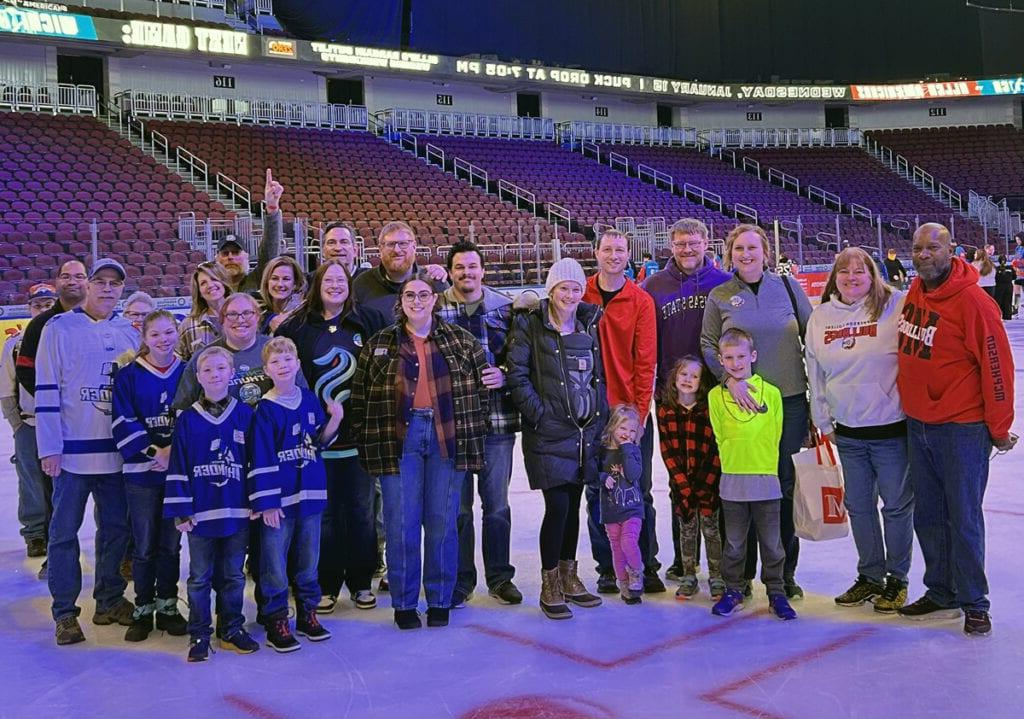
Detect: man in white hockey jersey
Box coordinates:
(35, 258, 140, 645)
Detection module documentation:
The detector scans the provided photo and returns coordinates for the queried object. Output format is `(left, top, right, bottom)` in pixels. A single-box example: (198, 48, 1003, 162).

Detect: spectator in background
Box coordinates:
(0, 283, 57, 560)
(895, 223, 1016, 637)
(121, 292, 156, 333)
(216, 169, 283, 294)
(177, 263, 233, 362)
(258, 255, 306, 334)
(701, 224, 813, 601)
(36, 259, 139, 645)
(883, 249, 908, 291)
(1011, 251, 1024, 316)
(582, 229, 661, 595)
(636, 251, 660, 282)
(994, 256, 1015, 321)
(972, 249, 996, 298)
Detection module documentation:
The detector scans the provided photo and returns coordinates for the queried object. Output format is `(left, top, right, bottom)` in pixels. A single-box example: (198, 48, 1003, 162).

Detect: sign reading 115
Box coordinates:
(436, 94, 454, 106)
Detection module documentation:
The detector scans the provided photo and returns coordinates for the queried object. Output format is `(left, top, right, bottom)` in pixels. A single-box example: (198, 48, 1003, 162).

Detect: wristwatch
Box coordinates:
(143, 445, 159, 459)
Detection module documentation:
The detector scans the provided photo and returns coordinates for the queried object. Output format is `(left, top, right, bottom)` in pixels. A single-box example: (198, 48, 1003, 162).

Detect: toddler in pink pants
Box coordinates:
(600, 405, 645, 604)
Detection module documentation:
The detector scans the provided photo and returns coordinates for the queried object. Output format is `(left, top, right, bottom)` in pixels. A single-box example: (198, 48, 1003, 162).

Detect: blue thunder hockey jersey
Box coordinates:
(112, 357, 185, 487)
(34, 309, 140, 474)
(163, 398, 253, 538)
(248, 388, 328, 519)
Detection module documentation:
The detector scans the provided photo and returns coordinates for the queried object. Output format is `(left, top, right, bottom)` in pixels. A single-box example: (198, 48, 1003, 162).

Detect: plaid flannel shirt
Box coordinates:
(176, 313, 221, 362)
(438, 286, 520, 435)
(656, 401, 721, 518)
(351, 319, 490, 477)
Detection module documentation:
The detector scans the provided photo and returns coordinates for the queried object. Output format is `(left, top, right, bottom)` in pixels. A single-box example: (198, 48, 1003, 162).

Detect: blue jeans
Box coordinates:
(320, 456, 377, 596)
(456, 433, 515, 593)
(379, 410, 461, 611)
(260, 513, 322, 618)
(186, 529, 248, 640)
(587, 413, 658, 575)
(13, 423, 52, 541)
(745, 394, 807, 582)
(908, 419, 992, 611)
(125, 482, 182, 609)
(835, 435, 914, 584)
(48, 470, 129, 621)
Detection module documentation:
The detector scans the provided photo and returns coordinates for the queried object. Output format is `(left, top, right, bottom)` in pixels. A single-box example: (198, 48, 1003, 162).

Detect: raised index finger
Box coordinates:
(266, 168, 273, 185)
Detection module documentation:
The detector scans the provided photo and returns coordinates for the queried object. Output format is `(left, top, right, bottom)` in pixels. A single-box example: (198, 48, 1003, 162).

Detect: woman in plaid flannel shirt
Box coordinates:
(657, 355, 724, 601)
(350, 273, 490, 631)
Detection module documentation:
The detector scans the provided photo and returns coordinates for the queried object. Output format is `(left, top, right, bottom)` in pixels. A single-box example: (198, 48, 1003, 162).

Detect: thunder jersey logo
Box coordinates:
(79, 362, 117, 415)
(313, 346, 356, 405)
(897, 302, 941, 360)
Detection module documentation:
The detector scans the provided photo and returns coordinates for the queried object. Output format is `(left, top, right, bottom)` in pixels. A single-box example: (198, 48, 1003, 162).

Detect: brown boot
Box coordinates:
(540, 568, 572, 619)
(558, 559, 602, 608)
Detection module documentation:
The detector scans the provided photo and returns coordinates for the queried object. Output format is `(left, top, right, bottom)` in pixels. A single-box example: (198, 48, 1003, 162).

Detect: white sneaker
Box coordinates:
(316, 594, 338, 615)
(353, 590, 377, 610)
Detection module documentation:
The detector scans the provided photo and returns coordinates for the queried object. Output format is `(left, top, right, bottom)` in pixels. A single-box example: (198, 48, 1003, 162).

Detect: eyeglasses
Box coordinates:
(89, 278, 124, 289)
(123, 311, 148, 320)
(58, 273, 87, 281)
(401, 290, 434, 303)
(671, 241, 704, 250)
(224, 310, 257, 321)
(382, 241, 413, 251)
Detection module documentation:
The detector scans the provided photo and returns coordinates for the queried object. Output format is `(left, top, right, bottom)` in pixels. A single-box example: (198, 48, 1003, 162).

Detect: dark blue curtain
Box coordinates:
(272, 0, 403, 45)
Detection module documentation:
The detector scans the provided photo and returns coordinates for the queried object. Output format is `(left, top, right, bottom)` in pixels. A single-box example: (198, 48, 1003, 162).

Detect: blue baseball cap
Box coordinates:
(89, 258, 127, 280)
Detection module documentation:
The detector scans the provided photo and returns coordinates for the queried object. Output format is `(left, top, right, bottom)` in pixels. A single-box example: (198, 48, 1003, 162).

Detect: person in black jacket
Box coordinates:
(994, 255, 1015, 320)
(506, 258, 608, 620)
(275, 259, 389, 615)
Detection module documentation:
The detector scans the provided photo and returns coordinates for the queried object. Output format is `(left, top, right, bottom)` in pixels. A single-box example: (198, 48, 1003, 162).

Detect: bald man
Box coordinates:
(895, 223, 1016, 636)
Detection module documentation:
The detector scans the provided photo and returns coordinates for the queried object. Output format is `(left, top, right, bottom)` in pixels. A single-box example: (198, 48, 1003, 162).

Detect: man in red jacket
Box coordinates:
(582, 229, 662, 594)
(896, 223, 1016, 637)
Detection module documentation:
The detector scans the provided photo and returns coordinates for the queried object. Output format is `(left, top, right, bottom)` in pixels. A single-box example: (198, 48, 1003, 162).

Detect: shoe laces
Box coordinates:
(275, 617, 295, 637)
(880, 580, 903, 602)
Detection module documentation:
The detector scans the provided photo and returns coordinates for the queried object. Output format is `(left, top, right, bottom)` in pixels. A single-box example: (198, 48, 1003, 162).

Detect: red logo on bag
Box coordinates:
(822, 487, 847, 524)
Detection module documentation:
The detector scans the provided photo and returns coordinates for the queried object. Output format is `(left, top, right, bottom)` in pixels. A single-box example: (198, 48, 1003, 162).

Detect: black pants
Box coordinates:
(995, 284, 1013, 320)
(540, 483, 583, 571)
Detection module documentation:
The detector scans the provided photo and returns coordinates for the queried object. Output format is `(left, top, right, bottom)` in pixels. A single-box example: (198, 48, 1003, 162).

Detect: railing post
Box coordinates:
(835, 214, 841, 246)
(797, 216, 804, 267)
(90, 218, 98, 266)
(534, 224, 542, 284)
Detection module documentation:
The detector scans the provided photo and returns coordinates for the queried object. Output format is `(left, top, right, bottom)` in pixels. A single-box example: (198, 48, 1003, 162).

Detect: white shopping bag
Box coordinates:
(792, 437, 849, 541)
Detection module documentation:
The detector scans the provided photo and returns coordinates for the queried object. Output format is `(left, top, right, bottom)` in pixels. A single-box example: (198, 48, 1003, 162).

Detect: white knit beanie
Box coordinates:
(544, 258, 587, 294)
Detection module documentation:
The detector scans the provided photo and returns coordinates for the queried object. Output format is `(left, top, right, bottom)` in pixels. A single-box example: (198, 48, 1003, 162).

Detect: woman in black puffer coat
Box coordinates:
(505, 259, 608, 620)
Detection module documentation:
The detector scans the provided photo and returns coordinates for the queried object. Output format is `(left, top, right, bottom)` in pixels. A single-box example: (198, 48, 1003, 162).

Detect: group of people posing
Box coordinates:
(0, 170, 1015, 662)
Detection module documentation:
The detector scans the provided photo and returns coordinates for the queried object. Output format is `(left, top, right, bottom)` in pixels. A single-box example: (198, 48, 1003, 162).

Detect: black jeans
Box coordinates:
(540, 483, 583, 571)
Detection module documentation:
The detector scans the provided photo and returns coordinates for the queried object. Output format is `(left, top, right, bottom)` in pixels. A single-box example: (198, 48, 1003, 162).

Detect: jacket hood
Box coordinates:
(665, 256, 719, 283)
(534, 298, 601, 330)
(919, 257, 980, 302)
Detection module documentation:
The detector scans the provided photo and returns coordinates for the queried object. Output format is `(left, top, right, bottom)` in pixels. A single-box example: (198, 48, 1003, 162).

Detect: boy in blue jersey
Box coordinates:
(249, 337, 343, 652)
(164, 346, 259, 662)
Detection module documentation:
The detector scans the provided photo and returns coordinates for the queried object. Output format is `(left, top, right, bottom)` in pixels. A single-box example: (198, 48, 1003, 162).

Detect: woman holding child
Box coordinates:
(805, 247, 912, 614)
(351, 272, 490, 630)
(700, 224, 813, 600)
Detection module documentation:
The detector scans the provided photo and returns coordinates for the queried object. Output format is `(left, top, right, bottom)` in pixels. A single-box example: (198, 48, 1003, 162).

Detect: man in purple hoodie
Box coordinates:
(642, 218, 731, 579)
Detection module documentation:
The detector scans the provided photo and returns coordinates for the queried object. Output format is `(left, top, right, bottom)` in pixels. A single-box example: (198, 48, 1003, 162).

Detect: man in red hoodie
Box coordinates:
(896, 223, 1016, 637)
(582, 229, 661, 594)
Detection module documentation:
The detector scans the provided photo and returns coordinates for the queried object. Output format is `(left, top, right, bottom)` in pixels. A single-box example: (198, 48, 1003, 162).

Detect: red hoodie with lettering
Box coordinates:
(897, 257, 1014, 440)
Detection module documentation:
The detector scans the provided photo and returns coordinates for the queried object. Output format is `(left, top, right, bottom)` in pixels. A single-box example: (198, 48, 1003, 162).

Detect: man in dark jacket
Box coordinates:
(217, 169, 283, 294)
(351, 221, 447, 317)
(438, 241, 522, 607)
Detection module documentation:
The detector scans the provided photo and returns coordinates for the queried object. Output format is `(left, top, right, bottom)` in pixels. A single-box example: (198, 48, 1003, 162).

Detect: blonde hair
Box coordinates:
(723, 224, 772, 270)
(670, 218, 709, 242)
(259, 256, 307, 315)
(261, 335, 298, 364)
(597, 229, 629, 249)
(601, 404, 643, 448)
(189, 262, 234, 320)
(719, 327, 755, 351)
(821, 247, 893, 322)
(195, 345, 234, 372)
(218, 292, 261, 323)
(379, 220, 416, 245)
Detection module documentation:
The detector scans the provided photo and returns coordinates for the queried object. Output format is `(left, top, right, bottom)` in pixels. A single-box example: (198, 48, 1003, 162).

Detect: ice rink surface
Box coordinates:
(1, 324, 1022, 719)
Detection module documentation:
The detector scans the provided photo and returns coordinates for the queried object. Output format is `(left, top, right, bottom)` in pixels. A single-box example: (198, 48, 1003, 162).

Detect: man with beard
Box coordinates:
(216, 169, 284, 294)
(896, 223, 1016, 637)
(351, 221, 448, 317)
(438, 241, 522, 608)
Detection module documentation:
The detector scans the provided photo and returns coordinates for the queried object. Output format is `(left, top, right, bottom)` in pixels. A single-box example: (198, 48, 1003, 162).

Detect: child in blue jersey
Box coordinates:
(164, 346, 259, 662)
(249, 337, 343, 652)
(112, 310, 187, 642)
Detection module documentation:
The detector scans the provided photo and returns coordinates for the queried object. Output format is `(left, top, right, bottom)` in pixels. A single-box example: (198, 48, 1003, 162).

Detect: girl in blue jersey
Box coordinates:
(112, 310, 188, 642)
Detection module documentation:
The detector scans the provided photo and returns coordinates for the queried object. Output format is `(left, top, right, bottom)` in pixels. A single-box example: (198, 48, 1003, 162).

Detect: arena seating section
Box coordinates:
(0, 113, 216, 303)
(144, 122, 578, 285)
(868, 124, 1024, 200)
(2, 106, 1016, 300)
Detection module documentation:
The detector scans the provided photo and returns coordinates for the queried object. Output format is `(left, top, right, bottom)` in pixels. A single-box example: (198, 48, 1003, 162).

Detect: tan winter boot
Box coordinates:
(540, 568, 572, 619)
(558, 559, 602, 608)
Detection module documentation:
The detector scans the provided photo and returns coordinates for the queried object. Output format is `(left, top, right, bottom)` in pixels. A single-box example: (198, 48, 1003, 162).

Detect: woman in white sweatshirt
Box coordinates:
(805, 247, 913, 615)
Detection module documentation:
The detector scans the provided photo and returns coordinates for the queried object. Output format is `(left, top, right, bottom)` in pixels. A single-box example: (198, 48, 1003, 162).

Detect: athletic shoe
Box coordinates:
(835, 576, 884, 607)
(963, 610, 992, 637)
(643, 571, 667, 593)
(664, 564, 684, 583)
(316, 594, 338, 615)
(675, 575, 699, 600)
(265, 618, 300, 652)
(872, 577, 908, 615)
(784, 579, 804, 601)
(26, 537, 47, 558)
(394, 609, 422, 630)
(596, 572, 618, 594)
(124, 611, 154, 642)
(712, 589, 744, 617)
(450, 589, 471, 608)
(187, 636, 210, 662)
(897, 596, 962, 621)
(92, 598, 135, 626)
(156, 607, 188, 635)
(769, 593, 798, 621)
(709, 578, 727, 600)
(426, 607, 450, 627)
(55, 616, 85, 646)
(352, 590, 376, 610)
(221, 629, 259, 654)
(296, 610, 332, 641)
(488, 580, 523, 605)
